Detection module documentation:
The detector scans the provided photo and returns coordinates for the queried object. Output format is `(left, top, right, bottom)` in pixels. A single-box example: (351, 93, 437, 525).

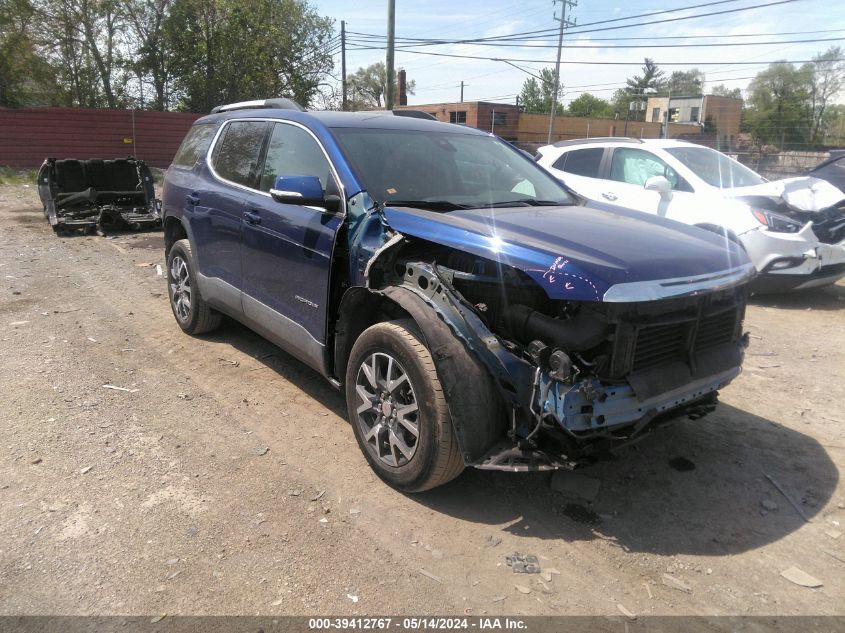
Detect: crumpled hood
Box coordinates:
(723, 176, 845, 213)
(382, 202, 750, 302)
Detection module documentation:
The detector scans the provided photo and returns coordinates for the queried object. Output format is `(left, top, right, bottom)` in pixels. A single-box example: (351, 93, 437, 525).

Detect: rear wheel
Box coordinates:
(167, 238, 222, 335)
(345, 320, 464, 492)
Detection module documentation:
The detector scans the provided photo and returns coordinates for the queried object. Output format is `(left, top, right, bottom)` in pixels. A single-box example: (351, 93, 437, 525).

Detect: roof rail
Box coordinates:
(552, 137, 642, 148)
(210, 98, 304, 114)
(391, 109, 437, 121)
(362, 109, 438, 121)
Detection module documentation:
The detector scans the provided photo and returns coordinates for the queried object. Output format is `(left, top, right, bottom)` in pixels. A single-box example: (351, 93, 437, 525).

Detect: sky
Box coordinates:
(311, 0, 845, 107)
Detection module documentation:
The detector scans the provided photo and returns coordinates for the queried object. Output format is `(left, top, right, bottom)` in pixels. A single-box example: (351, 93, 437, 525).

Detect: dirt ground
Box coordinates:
(1, 182, 844, 617)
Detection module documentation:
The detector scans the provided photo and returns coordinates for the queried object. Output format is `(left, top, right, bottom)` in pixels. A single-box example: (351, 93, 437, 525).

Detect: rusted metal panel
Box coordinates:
(0, 107, 203, 169)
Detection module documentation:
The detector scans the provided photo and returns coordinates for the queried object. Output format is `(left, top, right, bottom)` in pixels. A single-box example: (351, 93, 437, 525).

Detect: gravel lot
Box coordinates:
(1, 183, 844, 616)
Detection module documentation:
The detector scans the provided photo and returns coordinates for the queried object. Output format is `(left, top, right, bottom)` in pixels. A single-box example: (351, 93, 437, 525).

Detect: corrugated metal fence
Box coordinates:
(0, 107, 203, 169)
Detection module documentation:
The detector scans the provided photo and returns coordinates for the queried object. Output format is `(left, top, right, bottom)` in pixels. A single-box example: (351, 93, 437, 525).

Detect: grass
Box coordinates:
(0, 166, 39, 186)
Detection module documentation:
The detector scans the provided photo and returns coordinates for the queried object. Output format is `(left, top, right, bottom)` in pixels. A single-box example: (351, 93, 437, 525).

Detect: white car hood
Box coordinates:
(722, 177, 845, 213)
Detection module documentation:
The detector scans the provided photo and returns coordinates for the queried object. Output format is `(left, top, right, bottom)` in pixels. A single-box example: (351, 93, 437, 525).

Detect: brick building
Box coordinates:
(396, 101, 520, 141)
(645, 95, 743, 147)
(397, 100, 703, 147)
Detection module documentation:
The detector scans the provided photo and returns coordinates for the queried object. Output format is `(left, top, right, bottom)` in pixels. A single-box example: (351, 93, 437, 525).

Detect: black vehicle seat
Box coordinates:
(96, 159, 144, 204)
(54, 159, 87, 192)
(85, 159, 109, 189)
(54, 160, 96, 208)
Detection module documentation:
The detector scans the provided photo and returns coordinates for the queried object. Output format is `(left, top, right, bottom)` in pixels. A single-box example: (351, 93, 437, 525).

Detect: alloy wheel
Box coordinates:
(354, 352, 420, 467)
(169, 255, 192, 322)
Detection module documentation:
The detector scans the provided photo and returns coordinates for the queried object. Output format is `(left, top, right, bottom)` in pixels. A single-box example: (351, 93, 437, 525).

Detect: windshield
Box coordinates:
(666, 146, 765, 189)
(331, 128, 574, 209)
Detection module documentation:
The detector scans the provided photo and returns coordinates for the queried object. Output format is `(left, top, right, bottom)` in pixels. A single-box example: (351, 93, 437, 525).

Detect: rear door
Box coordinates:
(549, 147, 607, 200)
(193, 120, 269, 309)
(240, 120, 343, 367)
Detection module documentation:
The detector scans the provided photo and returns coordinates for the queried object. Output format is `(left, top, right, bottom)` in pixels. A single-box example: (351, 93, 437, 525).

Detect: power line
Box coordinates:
(347, 36, 844, 51)
(346, 0, 804, 46)
(362, 47, 842, 65)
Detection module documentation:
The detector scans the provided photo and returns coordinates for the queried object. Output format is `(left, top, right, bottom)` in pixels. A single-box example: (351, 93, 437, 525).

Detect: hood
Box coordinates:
(382, 202, 751, 302)
(723, 176, 845, 213)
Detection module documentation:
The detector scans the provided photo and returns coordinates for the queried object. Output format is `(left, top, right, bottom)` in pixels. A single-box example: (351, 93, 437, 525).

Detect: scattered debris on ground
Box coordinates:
(780, 566, 822, 588)
(506, 553, 540, 574)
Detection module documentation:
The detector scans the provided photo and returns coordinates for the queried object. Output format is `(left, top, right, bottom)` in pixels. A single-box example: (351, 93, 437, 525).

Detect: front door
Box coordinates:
(603, 147, 694, 220)
(240, 121, 343, 367)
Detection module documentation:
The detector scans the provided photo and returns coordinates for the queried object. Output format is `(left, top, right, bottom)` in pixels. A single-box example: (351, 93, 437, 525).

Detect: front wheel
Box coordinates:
(345, 320, 464, 492)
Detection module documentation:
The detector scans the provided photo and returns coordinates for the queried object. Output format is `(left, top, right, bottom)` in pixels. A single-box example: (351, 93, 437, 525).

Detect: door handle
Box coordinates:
(601, 191, 618, 201)
(186, 193, 200, 206)
(242, 211, 261, 225)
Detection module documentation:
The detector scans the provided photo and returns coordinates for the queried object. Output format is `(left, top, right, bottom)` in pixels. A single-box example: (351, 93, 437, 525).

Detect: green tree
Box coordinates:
(662, 69, 705, 96)
(0, 0, 60, 106)
(803, 46, 845, 145)
(125, 0, 175, 110)
(566, 93, 613, 118)
(518, 67, 563, 115)
(710, 84, 742, 99)
(745, 62, 812, 147)
(612, 58, 664, 121)
(165, 0, 335, 112)
(347, 62, 415, 109)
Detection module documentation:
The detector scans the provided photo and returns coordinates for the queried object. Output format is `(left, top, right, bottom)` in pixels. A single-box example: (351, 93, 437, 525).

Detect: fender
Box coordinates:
(380, 284, 508, 464)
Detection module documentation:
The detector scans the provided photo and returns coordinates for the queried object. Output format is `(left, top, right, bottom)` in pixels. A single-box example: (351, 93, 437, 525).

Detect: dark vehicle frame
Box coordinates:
(37, 157, 161, 234)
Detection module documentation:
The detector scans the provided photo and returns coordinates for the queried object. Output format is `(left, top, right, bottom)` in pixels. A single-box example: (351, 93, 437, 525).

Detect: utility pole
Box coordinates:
(341, 21, 347, 111)
(460, 81, 465, 103)
(547, 0, 577, 144)
(385, 0, 396, 110)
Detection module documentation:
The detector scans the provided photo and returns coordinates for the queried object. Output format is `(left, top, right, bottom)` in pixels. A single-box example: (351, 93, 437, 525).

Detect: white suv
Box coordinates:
(536, 138, 845, 292)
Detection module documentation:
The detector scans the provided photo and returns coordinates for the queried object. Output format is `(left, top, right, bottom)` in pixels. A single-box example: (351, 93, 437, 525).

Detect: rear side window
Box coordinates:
(553, 148, 604, 178)
(211, 121, 269, 188)
(172, 124, 216, 168)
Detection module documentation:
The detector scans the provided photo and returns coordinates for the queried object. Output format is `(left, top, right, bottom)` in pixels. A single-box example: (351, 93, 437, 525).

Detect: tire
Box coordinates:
(166, 238, 222, 335)
(345, 319, 464, 492)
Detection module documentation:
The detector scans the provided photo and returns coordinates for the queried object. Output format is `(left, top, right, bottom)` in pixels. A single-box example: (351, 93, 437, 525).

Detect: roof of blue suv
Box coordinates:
(195, 108, 485, 135)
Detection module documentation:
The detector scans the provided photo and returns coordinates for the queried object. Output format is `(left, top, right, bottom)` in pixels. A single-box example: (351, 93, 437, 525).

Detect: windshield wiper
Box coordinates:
(385, 200, 472, 211)
(470, 199, 567, 209)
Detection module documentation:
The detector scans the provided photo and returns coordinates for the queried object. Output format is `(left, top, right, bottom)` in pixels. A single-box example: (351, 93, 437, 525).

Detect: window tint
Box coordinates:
(610, 147, 691, 191)
(259, 123, 333, 193)
(665, 146, 764, 189)
(332, 128, 573, 209)
(172, 124, 216, 168)
(554, 148, 603, 178)
(211, 121, 269, 188)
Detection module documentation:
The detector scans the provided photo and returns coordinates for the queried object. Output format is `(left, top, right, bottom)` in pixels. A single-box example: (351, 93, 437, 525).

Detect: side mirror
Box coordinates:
(270, 175, 340, 212)
(644, 175, 673, 200)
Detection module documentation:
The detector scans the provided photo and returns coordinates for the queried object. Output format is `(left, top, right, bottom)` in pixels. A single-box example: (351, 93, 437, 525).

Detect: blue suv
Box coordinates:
(162, 98, 754, 491)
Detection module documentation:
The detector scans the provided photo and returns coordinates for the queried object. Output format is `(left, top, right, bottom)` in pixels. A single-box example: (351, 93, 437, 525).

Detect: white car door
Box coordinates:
(602, 146, 700, 222)
(546, 147, 607, 200)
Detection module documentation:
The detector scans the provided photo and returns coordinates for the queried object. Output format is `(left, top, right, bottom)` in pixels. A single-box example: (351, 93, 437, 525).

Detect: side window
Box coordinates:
(259, 123, 333, 193)
(172, 124, 216, 168)
(610, 148, 691, 192)
(555, 148, 603, 178)
(211, 121, 269, 188)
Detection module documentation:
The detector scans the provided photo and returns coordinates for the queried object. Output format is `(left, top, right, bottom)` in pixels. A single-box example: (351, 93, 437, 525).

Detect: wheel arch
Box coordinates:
(164, 215, 190, 256)
(334, 285, 507, 464)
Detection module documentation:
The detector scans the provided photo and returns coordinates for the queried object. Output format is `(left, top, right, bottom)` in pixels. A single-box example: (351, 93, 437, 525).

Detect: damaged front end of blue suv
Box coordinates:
(163, 103, 754, 491)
